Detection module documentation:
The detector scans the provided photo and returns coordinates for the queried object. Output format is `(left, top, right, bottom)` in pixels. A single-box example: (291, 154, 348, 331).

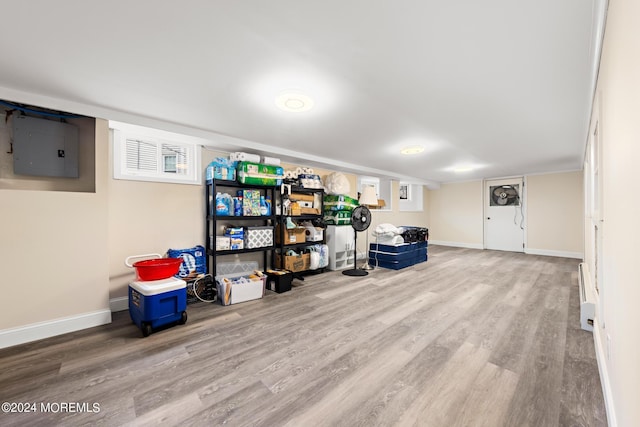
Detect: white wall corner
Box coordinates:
(0, 310, 112, 350)
(524, 248, 584, 259)
(593, 320, 618, 427)
(110, 296, 129, 313)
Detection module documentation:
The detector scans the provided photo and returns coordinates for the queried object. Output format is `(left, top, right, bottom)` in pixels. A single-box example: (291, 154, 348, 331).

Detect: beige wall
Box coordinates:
(526, 171, 583, 254)
(588, 0, 640, 424)
(0, 119, 110, 336)
(428, 180, 484, 247)
(107, 143, 213, 299)
(427, 175, 583, 256)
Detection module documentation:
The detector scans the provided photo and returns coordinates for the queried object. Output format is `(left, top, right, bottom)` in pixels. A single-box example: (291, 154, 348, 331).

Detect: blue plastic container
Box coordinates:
(129, 277, 187, 337)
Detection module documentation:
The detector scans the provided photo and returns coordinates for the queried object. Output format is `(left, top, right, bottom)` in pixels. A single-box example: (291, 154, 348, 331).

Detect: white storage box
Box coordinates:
(246, 226, 274, 249)
(216, 261, 265, 305)
(217, 278, 265, 305)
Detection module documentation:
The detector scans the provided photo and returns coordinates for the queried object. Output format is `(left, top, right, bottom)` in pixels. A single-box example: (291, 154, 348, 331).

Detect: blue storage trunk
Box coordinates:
(129, 277, 187, 337)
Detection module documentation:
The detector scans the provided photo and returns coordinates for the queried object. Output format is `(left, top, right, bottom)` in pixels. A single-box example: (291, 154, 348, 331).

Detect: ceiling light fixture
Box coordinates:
(275, 92, 314, 113)
(453, 167, 473, 173)
(400, 145, 425, 155)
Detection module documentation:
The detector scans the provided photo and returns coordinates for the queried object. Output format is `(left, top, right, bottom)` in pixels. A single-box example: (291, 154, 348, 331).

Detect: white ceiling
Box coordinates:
(0, 1, 605, 187)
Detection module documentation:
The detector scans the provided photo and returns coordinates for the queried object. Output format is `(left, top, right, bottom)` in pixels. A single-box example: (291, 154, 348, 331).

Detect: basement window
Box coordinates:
(110, 121, 202, 185)
(399, 182, 423, 212)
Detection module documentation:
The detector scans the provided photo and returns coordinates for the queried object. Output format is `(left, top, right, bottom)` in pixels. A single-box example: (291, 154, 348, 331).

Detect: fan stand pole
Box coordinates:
(342, 230, 368, 277)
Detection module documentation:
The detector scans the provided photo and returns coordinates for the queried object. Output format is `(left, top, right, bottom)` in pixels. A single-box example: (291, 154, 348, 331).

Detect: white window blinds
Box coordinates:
(111, 122, 202, 185)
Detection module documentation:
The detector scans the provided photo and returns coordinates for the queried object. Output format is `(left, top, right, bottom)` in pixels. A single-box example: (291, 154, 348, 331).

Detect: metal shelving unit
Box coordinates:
(275, 185, 326, 277)
(205, 179, 277, 276)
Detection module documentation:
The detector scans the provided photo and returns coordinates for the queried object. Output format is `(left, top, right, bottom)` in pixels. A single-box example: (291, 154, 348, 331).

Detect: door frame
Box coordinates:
(482, 175, 527, 251)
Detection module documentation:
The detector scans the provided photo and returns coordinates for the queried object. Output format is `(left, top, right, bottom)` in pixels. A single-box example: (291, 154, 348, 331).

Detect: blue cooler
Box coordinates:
(129, 277, 187, 337)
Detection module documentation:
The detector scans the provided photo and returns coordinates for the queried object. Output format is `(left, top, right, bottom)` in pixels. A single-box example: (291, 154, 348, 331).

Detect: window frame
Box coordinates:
(398, 181, 424, 212)
(111, 122, 202, 185)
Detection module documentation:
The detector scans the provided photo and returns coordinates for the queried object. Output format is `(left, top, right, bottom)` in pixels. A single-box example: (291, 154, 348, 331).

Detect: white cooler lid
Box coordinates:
(130, 277, 186, 296)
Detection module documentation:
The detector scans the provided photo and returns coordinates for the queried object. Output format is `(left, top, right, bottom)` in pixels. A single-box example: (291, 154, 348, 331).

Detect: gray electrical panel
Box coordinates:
(12, 115, 79, 178)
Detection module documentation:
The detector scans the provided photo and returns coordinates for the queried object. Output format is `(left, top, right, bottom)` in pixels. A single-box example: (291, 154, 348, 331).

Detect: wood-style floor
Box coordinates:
(0, 245, 607, 426)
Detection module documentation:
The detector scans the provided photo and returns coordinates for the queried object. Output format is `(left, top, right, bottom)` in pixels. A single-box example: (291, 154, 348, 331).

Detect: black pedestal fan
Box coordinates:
(342, 205, 372, 277)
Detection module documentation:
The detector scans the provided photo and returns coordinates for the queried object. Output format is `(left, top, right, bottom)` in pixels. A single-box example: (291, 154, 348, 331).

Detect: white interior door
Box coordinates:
(484, 178, 525, 252)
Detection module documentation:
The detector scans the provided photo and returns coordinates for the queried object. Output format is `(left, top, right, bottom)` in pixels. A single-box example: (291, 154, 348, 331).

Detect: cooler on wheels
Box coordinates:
(125, 254, 188, 337)
(128, 278, 187, 337)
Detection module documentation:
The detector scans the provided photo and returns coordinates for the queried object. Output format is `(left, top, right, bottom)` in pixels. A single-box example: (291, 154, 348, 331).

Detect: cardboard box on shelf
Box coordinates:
(275, 252, 310, 272)
(300, 207, 320, 215)
(275, 225, 306, 244)
(290, 193, 315, 202)
(298, 201, 314, 209)
(290, 202, 301, 216)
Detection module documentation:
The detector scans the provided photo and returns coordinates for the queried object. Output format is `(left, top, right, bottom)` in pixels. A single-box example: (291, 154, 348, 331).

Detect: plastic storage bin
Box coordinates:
(215, 261, 266, 305)
(129, 277, 187, 337)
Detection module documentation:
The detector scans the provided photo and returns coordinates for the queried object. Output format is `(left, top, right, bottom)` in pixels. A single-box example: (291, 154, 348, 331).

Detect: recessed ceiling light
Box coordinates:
(275, 92, 314, 113)
(400, 145, 425, 155)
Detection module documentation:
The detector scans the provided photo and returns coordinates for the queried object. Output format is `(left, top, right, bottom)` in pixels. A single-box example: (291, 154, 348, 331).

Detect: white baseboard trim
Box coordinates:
(110, 296, 129, 312)
(524, 248, 583, 259)
(428, 240, 484, 250)
(593, 320, 617, 427)
(0, 309, 112, 350)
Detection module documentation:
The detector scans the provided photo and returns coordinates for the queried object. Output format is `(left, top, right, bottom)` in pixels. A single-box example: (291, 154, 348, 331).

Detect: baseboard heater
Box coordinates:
(578, 263, 595, 332)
